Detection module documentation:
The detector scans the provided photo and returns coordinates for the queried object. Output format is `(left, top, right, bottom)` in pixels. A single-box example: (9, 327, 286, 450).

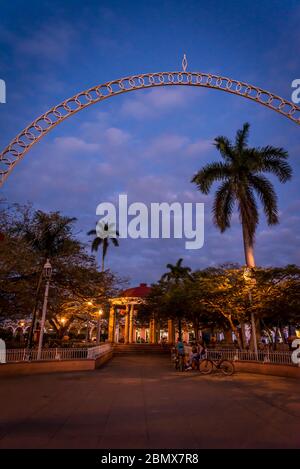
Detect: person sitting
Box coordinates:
(191, 346, 201, 370)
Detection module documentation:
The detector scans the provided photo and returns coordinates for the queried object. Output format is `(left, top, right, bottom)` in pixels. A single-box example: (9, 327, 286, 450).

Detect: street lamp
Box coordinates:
(37, 259, 52, 360)
(96, 309, 103, 345)
(243, 267, 258, 359)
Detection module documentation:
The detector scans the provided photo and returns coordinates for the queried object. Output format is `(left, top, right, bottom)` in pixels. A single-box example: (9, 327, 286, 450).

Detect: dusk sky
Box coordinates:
(1, 0, 300, 285)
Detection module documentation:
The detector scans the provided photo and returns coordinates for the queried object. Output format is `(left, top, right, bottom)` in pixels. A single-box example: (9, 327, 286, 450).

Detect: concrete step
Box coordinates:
(113, 344, 171, 355)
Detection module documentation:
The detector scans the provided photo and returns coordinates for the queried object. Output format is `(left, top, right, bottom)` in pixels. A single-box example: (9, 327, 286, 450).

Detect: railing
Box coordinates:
(206, 348, 295, 366)
(5, 344, 112, 363)
(184, 346, 297, 366)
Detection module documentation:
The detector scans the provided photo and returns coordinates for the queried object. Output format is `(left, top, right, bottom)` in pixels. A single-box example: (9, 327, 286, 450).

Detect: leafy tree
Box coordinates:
(250, 265, 300, 348)
(0, 203, 123, 345)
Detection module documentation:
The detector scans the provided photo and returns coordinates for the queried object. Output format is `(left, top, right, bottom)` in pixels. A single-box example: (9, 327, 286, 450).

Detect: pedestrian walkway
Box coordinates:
(0, 354, 300, 448)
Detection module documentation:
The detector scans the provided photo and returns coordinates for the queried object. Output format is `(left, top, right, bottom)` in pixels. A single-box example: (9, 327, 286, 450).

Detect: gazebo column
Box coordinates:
(124, 304, 130, 344)
(154, 319, 158, 344)
(168, 319, 175, 345)
(129, 304, 135, 343)
(150, 318, 158, 344)
(149, 319, 153, 343)
(108, 306, 116, 343)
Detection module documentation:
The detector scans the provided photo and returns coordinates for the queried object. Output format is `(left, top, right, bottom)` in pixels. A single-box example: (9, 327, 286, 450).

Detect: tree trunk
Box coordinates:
(273, 326, 279, 351)
(178, 318, 182, 341)
(27, 265, 45, 348)
(255, 317, 261, 344)
(101, 245, 105, 272)
(224, 329, 233, 344)
(249, 318, 261, 350)
(242, 220, 259, 354)
(227, 316, 242, 349)
(242, 221, 255, 268)
(192, 320, 199, 343)
(240, 321, 247, 348)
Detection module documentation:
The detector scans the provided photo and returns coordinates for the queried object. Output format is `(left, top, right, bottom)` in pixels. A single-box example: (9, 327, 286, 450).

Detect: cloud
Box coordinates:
(186, 139, 212, 156)
(141, 134, 213, 163)
(121, 87, 197, 119)
(143, 134, 189, 158)
(104, 127, 131, 146)
(16, 21, 76, 63)
(53, 137, 100, 153)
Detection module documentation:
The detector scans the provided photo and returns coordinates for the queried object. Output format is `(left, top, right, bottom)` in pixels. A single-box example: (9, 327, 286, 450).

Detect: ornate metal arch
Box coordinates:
(1, 70, 300, 187)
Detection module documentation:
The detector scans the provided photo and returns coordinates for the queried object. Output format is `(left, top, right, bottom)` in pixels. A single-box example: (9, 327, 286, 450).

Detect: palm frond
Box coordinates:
(235, 122, 250, 152)
(191, 162, 230, 194)
(214, 136, 235, 161)
(259, 148, 292, 183)
(249, 174, 278, 225)
(91, 237, 102, 252)
(212, 181, 234, 232)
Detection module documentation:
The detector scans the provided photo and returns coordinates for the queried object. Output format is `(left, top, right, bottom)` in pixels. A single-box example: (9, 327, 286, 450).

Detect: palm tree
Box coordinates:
(191, 122, 292, 267)
(161, 258, 192, 283)
(87, 221, 119, 272)
(161, 258, 192, 339)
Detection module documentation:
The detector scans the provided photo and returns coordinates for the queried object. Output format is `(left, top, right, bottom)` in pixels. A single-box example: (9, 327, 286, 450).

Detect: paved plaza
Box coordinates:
(0, 354, 300, 449)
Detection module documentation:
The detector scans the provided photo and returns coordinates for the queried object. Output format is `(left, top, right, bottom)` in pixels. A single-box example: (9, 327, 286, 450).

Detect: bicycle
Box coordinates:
(171, 350, 185, 372)
(176, 353, 185, 372)
(199, 355, 235, 376)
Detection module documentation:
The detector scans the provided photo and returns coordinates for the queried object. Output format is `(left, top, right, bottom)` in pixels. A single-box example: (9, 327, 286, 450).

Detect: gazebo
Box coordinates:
(108, 283, 175, 344)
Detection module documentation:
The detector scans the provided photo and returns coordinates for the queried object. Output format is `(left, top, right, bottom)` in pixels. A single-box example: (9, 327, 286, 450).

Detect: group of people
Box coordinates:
(173, 339, 207, 371)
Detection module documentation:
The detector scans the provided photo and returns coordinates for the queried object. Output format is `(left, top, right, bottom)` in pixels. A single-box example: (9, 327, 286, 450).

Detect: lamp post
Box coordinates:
(37, 259, 52, 360)
(243, 267, 258, 359)
(60, 317, 66, 338)
(85, 301, 93, 344)
(96, 309, 103, 345)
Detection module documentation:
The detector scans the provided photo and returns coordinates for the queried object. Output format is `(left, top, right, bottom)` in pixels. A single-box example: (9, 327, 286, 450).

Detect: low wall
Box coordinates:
(95, 350, 114, 368)
(0, 349, 113, 377)
(234, 361, 300, 379)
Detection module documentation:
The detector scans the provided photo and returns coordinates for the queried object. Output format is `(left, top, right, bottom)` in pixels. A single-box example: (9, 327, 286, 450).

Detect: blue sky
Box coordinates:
(1, 0, 300, 285)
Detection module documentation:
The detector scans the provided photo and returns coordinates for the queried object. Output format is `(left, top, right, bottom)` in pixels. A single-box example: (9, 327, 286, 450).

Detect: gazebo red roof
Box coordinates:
(121, 283, 151, 298)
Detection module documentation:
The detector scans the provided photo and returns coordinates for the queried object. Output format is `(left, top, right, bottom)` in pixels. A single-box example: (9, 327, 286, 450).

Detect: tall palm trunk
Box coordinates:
(242, 221, 255, 268)
(101, 244, 105, 272)
(242, 220, 259, 353)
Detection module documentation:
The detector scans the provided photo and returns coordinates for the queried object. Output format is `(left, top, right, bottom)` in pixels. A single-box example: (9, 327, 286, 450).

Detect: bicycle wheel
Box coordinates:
(219, 360, 235, 376)
(179, 356, 185, 372)
(199, 359, 213, 374)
